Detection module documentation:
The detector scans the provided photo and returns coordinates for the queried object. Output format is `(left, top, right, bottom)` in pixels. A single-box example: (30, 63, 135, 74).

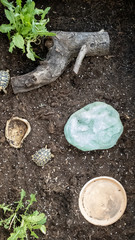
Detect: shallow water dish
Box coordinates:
(79, 176, 127, 226)
(5, 117, 31, 148)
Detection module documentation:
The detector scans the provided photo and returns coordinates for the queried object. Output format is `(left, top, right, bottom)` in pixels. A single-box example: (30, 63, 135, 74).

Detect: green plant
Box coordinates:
(0, 0, 55, 60)
(0, 189, 47, 239)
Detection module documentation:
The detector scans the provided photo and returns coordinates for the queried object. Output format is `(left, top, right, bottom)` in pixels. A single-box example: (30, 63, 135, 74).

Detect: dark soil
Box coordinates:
(0, 0, 135, 239)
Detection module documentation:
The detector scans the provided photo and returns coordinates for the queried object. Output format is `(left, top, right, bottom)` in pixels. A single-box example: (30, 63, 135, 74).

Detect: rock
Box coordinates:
(48, 121, 55, 134)
(64, 102, 123, 151)
(0, 136, 5, 143)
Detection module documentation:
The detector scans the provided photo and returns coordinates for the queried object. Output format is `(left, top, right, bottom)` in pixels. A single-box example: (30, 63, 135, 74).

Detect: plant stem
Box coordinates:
(8, 214, 16, 230)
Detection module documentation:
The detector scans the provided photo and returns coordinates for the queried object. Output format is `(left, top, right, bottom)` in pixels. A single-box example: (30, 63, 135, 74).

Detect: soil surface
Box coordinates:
(0, 0, 135, 239)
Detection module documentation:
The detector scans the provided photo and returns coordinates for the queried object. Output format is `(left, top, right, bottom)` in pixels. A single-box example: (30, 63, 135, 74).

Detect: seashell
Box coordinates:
(5, 117, 31, 148)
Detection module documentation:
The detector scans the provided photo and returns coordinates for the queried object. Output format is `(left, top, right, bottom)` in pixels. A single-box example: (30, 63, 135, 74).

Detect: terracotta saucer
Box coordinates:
(79, 176, 127, 226)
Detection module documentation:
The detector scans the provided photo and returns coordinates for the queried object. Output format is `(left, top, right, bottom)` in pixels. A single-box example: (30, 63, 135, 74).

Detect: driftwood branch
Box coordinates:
(73, 43, 89, 74)
(11, 30, 110, 93)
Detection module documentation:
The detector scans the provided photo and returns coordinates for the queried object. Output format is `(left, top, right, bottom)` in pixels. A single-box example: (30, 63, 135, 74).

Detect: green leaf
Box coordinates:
(22, 1, 35, 15)
(45, 32, 56, 36)
(13, 34, 24, 50)
(5, 9, 15, 24)
(40, 225, 46, 234)
(0, 189, 47, 239)
(41, 7, 50, 20)
(21, 26, 31, 36)
(0, 220, 4, 227)
(9, 41, 15, 53)
(34, 8, 44, 15)
(3, 214, 15, 229)
(20, 189, 26, 200)
(8, 232, 19, 240)
(4, 219, 11, 229)
(24, 212, 45, 224)
(0, 24, 14, 33)
(0, 0, 55, 61)
(30, 231, 39, 239)
(23, 13, 31, 24)
(26, 50, 35, 61)
(32, 224, 42, 230)
(15, 5, 21, 14)
(0, 203, 13, 213)
(29, 193, 37, 204)
(26, 41, 36, 61)
(37, 217, 47, 225)
(16, 0, 22, 8)
(8, 226, 25, 240)
(25, 193, 37, 213)
(1, 0, 14, 10)
(15, 189, 26, 212)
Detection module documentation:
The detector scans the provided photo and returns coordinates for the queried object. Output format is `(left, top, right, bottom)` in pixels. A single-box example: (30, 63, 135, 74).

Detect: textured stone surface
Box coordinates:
(64, 102, 123, 151)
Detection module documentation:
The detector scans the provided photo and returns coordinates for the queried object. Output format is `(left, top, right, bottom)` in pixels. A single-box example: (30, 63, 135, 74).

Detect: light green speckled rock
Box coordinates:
(64, 102, 123, 151)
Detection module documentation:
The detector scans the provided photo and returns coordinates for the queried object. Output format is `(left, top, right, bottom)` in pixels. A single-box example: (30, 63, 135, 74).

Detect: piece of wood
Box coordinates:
(11, 30, 110, 93)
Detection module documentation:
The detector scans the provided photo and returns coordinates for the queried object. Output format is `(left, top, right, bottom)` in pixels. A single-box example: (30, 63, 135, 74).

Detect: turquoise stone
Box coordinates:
(64, 102, 123, 151)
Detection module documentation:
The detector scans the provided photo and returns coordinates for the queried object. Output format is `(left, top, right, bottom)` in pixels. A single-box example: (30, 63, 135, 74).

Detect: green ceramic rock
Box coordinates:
(64, 102, 123, 151)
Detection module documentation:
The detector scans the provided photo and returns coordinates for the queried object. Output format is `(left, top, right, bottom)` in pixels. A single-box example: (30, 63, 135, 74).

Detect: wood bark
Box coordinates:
(11, 30, 110, 93)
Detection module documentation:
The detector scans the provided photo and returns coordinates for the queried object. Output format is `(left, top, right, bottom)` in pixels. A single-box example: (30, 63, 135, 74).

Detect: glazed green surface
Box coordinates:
(64, 102, 123, 151)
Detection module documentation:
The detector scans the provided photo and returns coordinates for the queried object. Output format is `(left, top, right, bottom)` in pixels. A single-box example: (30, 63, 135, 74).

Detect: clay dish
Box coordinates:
(79, 176, 127, 226)
(5, 117, 31, 148)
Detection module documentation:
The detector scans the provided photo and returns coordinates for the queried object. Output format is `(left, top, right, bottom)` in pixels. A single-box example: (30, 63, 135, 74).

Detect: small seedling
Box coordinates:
(0, 189, 47, 239)
(0, 0, 55, 60)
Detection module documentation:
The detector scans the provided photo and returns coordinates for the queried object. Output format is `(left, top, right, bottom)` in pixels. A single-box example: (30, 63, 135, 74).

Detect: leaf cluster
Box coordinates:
(0, 0, 55, 60)
(0, 189, 47, 239)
